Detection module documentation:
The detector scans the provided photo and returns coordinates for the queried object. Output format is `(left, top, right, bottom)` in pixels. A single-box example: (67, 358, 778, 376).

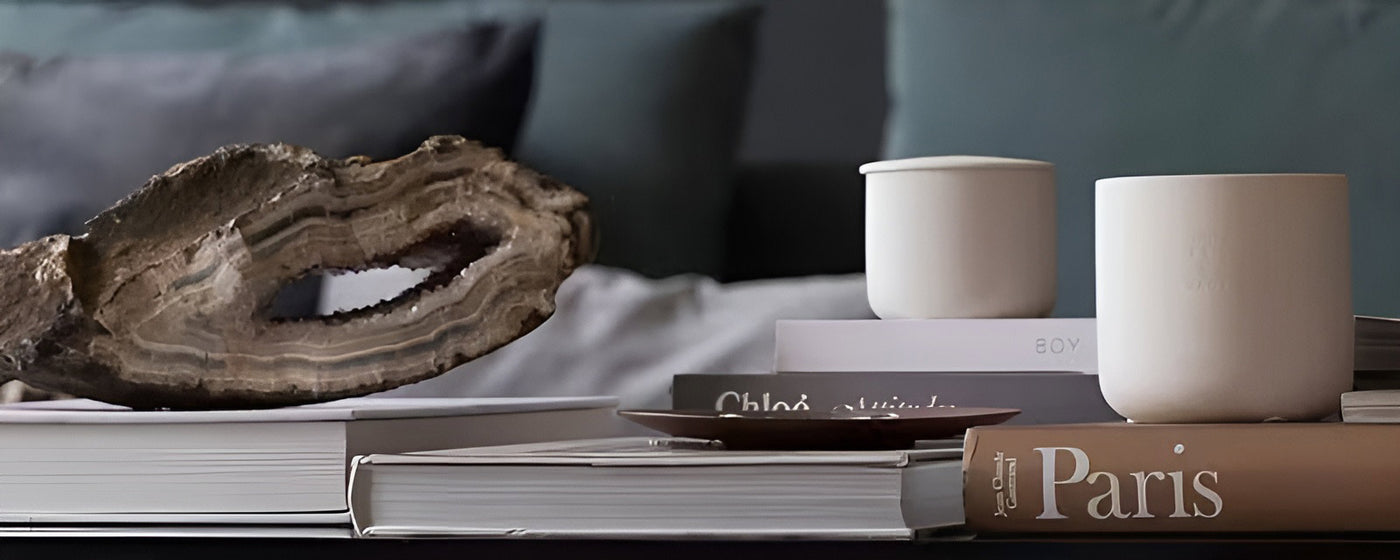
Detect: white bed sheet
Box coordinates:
(325, 265, 873, 410)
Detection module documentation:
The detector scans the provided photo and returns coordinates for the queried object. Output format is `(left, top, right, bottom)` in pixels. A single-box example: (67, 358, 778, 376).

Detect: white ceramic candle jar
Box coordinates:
(1096, 174, 1352, 423)
(860, 156, 1056, 319)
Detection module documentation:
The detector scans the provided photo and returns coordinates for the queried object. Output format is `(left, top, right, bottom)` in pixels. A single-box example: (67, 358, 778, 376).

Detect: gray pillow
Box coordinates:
(886, 0, 1400, 318)
(0, 0, 764, 280)
(0, 1, 536, 57)
(0, 22, 538, 248)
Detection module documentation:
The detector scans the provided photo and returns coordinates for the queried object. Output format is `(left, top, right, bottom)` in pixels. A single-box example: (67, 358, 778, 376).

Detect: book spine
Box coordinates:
(963, 423, 1400, 533)
(1354, 316, 1400, 371)
(774, 319, 1097, 373)
(671, 373, 1122, 424)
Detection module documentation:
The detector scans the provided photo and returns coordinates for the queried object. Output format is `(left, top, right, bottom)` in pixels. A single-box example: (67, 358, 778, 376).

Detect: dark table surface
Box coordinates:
(7, 535, 1400, 560)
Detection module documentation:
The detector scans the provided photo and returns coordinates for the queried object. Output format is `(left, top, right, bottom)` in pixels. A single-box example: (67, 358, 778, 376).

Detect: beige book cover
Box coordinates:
(963, 423, 1400, 533)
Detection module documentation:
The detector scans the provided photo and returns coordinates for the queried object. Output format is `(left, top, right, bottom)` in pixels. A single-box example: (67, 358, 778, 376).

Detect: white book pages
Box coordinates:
(0, 512, 349, 525)
(1341, 390, 1400, 409)
(349, 437, 964, 539)
(0, 526, 351, 538)
(1340, 407, 1400, 423)
(0, 421, 346, 513)
(0, 399, 622, 516)
(1340, 390, 1400, 423)
(358, 526, 916, 540)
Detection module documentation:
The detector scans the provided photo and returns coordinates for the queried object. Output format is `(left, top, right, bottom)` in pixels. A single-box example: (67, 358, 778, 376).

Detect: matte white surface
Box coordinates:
(774, 318, 1096, 373)
(1096, 173, 1352, 422)
(863, 161, 1056, 319)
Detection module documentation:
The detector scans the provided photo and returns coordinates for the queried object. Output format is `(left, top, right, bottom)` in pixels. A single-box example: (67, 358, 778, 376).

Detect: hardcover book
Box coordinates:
(962, 422, 1400, 533)
(671, 372, 1121, 425)
(1355, 316, 1400, 371)
(774, 318, 1097, 373)
(349, 436, 965, 539)
(1340, 390, 1400, 422)
(0, 396, 618, 523)
(776, 316, 1400, 375)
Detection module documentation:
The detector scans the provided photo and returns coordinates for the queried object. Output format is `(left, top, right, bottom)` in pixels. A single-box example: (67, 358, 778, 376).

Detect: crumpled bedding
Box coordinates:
(332, 265, 873, 409)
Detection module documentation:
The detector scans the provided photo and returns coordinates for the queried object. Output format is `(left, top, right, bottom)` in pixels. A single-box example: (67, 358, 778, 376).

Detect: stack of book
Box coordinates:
(345, 316, 1118, 539)
(675, 316, 1400, 420)
(62, 314, 1388, 540)
(347, 393, 1400, 538)
(339, 315, 1400, 539)
(673, 317, 1120, 424)
(0, 396, 620, 537)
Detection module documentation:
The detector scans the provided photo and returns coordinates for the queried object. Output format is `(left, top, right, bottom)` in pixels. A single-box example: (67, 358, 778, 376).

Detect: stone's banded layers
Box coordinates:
(0, 136, 593, 409)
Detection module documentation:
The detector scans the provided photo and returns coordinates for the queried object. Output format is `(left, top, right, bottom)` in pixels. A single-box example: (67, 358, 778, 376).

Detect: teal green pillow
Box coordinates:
(0, 0, 762, 279)
(886, 0, 1400, 317)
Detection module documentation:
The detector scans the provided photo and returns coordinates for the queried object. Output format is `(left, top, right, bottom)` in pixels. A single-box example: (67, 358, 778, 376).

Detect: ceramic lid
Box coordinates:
(858, 155, 1053, 175)
(1096, 173, 1345, 185)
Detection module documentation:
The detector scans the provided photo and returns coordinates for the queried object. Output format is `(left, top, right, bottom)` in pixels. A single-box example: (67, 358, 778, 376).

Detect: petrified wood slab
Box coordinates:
(0, 136, 592, 409)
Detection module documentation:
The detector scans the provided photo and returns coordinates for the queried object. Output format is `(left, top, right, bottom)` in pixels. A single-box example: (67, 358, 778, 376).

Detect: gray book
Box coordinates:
(672, 372, 1122, 425)
(349, 437, 964, 539)
(1356, 316, 1400, 371)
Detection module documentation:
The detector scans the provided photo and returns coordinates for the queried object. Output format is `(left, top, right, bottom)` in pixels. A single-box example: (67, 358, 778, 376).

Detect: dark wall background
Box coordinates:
(739, 0, 885, 165)
(720, 0, 884, 281)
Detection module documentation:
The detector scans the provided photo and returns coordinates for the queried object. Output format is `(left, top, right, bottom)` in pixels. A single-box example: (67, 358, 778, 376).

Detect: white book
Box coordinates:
(0, 512, 349, 526)
(1341, 390, 1400, 423)
(777, 316, 1400, 374)
(775, 318, 1097, 373)
(0, 396, 619, 520)
(0, 525, 352, 538)
(349, 437, 964, 539)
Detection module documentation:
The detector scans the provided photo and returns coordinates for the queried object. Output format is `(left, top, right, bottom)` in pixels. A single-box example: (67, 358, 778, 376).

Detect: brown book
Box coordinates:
(963, 422, 1400, 533)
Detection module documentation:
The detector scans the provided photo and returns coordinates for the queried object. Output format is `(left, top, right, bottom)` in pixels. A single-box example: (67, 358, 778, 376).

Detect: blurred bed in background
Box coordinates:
(7, 0, 1400, 408)
(0, 0, 881, 407)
